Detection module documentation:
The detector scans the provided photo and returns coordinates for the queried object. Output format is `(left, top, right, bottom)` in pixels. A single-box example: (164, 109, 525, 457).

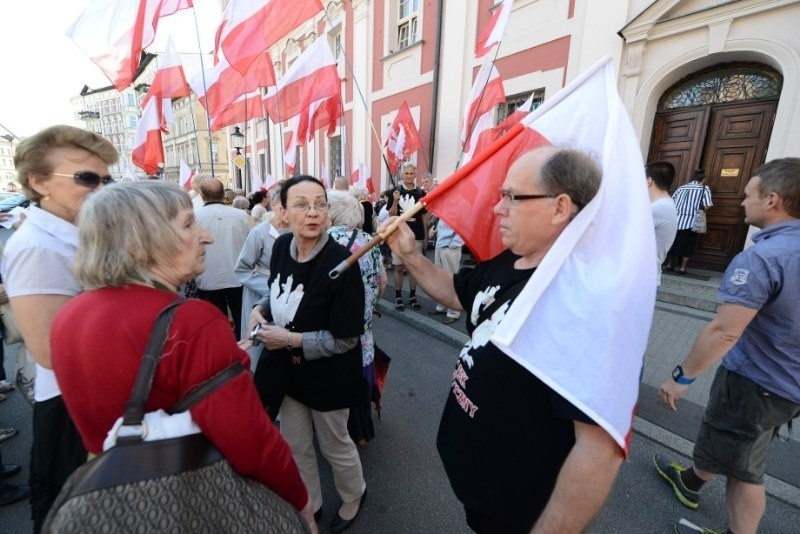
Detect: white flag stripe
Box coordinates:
(491, 57, 656, 452)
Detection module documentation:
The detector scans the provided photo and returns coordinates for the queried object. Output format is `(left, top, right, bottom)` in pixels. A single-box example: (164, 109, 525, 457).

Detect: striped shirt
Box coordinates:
(672, 182, 712, 230)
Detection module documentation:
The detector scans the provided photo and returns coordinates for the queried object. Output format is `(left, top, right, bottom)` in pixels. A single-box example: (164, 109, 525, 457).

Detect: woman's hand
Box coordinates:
(248, 305, 267, 334)
(298, 499, 318, 534)
(255, 324, 299, 351)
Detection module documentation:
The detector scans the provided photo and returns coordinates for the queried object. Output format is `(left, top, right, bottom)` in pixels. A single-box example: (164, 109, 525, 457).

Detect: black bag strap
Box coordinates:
(170, 362, 245, 413)
(346, 229, 359, 250)
(121, 299, 186, 428)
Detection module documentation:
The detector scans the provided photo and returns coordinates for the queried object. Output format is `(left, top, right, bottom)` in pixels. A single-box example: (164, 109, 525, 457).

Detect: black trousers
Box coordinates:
(195, 286, 243, 337)
(30, 395, 86, 533)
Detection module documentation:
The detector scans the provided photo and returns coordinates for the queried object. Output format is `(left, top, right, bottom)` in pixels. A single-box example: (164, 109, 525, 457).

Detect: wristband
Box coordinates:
(671, 365, 695, 385)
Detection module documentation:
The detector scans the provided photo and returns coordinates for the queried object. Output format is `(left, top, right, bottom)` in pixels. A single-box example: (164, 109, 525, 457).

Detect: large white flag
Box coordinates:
(487, 57, 656, 454)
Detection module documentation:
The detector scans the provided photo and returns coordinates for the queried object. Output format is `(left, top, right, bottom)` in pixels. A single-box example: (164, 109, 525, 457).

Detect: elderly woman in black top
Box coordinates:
(250, 176, 366, 533)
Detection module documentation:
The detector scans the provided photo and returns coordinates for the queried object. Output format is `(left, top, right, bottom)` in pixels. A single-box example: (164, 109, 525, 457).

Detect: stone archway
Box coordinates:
(647, 63, 782, 271)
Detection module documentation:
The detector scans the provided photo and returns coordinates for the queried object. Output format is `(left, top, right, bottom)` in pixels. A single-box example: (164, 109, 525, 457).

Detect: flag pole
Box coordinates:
(192, 6, 215, 177)
(329, 121, 526, 279)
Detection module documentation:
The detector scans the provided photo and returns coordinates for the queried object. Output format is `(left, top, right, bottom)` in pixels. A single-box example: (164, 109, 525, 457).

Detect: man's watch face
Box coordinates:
(672, 365, 683, 380)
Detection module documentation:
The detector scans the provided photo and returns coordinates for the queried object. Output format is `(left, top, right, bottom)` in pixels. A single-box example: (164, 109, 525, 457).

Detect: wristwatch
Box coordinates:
(671, 365, 696, 385)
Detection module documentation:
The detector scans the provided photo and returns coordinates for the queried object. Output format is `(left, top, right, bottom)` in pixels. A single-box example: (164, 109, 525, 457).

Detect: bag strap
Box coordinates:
(170, 362, 246, 413)
(120, 299, 186, 428)
(346, 228, 359, 250)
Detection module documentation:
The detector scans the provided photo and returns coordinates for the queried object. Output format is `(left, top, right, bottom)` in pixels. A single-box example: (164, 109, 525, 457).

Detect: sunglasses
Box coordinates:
(49, 171, 115, 189)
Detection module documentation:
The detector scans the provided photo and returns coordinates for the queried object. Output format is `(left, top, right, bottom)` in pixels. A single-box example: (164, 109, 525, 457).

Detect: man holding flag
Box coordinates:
(384, 147, 623, 532)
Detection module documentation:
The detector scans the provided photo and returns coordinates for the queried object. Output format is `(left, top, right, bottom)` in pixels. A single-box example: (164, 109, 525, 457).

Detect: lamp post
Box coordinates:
(231, 126, 245, 189)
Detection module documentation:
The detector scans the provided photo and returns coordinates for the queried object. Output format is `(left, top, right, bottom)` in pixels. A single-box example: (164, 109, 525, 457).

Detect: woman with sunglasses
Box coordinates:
(249, 176, 367, 533)
(1, 125, 116, 532)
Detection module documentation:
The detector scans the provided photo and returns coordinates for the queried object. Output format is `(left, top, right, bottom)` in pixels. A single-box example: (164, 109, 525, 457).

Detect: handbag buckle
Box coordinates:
(114, 421, 149, 443)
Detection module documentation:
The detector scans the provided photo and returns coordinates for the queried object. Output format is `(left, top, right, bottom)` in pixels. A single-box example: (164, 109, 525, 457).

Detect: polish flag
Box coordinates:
(132, 97, 164, 175)
(263, 38, 340, 122)
(475, 0, 514, 58)
(423, 57, 655, 455)
(179, 158, 194, 191)
(250, 158, 265, 192)
(218, 0, 323, 75)
(67, 0, 193, 90)
(350, 161, 375, 194)
(319, 164, 329, 189)
(142, 37, 190, 107)
(285, 116, 300, 175)
(210, 90, 266, 131)
(303, 96, 343, 141)
(461, 56, 505, 151)
(264, 173, 278, 191)
(189, 51, 275, 122)
(384, 101, 421, 174)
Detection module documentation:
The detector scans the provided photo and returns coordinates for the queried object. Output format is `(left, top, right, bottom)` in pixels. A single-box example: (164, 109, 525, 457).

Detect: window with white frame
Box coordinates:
(397, 0, 419, 50)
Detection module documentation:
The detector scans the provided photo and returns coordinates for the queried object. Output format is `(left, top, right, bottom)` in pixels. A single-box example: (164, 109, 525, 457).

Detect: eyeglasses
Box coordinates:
(498, 190, 552, 206)
(289, 201, 329, 212)
(49, 171, 115, 189)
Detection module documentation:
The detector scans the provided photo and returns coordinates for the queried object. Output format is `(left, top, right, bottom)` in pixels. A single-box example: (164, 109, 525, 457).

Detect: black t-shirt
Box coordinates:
(386, 184, 426, 240)
(361, 200, 374, 234)
(436, 250, 595, 531)
(268, 233, 365, 410)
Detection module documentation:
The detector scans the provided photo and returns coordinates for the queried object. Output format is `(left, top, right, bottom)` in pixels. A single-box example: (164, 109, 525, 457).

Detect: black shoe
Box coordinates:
(314, 508, 323, 522)
(330, 488, 366, 534)
(408, 297, 421, 310)
(394, 298, 405, 311)
(1, 464, 21, 478)
(0, 484, 30, 506)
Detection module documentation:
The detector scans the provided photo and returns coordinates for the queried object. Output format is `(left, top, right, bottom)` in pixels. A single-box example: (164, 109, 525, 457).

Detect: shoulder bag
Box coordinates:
(44, 299, 308, 534)
(691, 194, 707, 234)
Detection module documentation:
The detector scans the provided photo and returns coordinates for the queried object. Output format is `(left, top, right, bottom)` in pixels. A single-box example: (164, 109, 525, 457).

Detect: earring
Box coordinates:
(43, 196, 50, 201)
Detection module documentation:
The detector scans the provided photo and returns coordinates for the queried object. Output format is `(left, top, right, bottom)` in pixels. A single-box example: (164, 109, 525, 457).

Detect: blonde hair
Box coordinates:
(75, 182, 193, 288)
(14, 125, 118, 202)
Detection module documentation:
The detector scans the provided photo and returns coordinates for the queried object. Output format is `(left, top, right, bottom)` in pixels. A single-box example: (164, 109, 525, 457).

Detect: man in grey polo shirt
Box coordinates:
(655, 157, 800, 534)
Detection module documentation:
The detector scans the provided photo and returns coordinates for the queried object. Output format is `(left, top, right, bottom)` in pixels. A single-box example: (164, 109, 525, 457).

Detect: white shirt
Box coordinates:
(195, 202, 250, 290)
(651, 197, 678, 286)
(1, 206, 82, 401)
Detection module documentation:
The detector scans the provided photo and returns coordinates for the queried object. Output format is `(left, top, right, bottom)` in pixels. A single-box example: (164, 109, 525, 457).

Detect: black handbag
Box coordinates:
(43, 299, 309, 534)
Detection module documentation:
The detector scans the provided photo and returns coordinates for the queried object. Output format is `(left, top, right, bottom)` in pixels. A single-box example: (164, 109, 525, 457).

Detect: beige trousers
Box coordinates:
(279, 395, 366, 510)
(434, 247, 462, 318)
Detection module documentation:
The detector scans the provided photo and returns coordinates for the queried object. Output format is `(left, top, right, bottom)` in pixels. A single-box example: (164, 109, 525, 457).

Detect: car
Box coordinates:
(0, 194, 29, 213)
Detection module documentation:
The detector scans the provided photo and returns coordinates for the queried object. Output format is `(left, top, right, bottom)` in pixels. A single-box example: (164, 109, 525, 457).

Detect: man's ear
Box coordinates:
(551, 193, 576, 224)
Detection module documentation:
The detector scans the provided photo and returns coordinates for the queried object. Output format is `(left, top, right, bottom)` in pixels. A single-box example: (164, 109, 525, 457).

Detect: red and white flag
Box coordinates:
(302, 96, 343, 141)
(350, 161, 375, 193)
(263, 38, 340, 122)
(67, 0, 193, 90)
(132, 97, 165, 175)
(218, 0, 323, 75)
(210, 90, 266, 131)
(142, 37, 190, 107)
(475, 0, 514, 58)
(425, 57, 656, 455)
(264, 173, 278, 191)
(384, 101, 421, 174)
(189, 51, 275, 122)
(469, 92, 536, 160)
(284, 116, 300, 175)
(179, 158, 194, 191)
(250, 158, 265, 192)
(461, 56, 505, 151)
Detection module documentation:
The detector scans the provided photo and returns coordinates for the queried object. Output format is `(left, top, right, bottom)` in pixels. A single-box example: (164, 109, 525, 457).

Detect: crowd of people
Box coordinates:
(0, 123, 798, 534)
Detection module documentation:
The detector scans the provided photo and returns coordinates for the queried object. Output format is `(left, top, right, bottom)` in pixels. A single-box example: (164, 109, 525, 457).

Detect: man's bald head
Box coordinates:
(199, 177, 225, 202)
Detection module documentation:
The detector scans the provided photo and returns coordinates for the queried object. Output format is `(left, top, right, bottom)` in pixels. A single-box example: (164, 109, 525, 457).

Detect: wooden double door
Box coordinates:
(648, 99, 777, 271)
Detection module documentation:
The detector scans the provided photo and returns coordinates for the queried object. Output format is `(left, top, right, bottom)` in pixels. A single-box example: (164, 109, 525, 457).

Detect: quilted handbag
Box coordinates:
(692, 209, 707, 233)
(43, 300, 308, 534)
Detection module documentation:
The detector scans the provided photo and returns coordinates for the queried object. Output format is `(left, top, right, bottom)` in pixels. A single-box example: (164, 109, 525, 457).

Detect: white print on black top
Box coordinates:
(398, 193, 417, 220)
(270, 273, 304, 327)
(470, 285, 500, 325)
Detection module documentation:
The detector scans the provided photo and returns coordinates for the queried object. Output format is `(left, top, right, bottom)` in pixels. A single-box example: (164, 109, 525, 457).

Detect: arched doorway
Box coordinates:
(647, 63, 782, 271)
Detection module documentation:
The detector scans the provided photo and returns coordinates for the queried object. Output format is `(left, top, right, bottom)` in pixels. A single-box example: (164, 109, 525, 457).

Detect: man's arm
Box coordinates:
(532, 422, 623, 533)
(659, 302, 758, 411)
(383, 218, 462, 311)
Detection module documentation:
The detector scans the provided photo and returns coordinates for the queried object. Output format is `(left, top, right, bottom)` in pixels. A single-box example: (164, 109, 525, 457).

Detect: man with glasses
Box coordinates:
(385, 147, 623, 532)
(386, 162, 427, 311)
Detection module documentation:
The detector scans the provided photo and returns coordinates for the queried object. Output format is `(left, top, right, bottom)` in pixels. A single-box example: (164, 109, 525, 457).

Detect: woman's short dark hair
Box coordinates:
(280, 175, 326, 207)
(251, 191, 266, 204)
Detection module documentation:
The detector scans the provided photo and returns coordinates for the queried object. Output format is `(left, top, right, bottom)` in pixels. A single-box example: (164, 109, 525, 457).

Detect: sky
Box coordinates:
(0, 1, 222, 139)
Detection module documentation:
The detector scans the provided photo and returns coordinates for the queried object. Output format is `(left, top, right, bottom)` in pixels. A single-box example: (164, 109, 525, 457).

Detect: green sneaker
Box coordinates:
(654, 454, 700, 509)
(674, 518, 721, 534)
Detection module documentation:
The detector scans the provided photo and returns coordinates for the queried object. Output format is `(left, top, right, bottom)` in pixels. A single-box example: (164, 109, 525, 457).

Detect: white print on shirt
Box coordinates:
(730, 268, 749, 286)
(470, 285, 500, 325)
(270, 274, 304, 327)
(398, 193, 418, 221)
(459, 297, 509, 369)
